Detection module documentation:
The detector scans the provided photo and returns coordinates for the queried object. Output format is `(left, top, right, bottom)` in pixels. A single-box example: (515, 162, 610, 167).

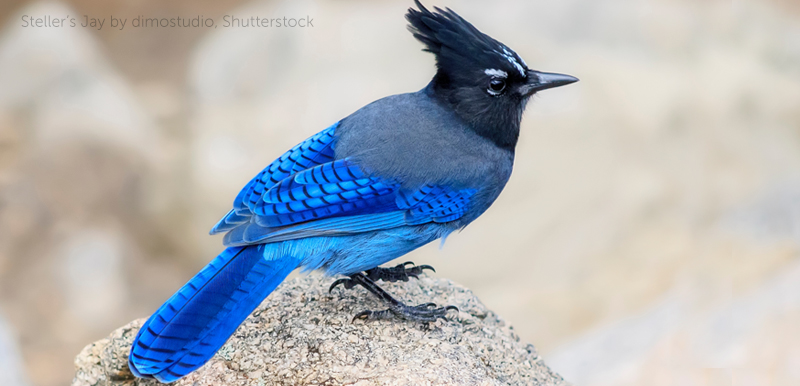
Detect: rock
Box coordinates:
(72, 275, 569, 386)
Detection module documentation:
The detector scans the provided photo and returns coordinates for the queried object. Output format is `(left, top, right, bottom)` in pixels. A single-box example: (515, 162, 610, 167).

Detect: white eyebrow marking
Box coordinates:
(484, 68, 508, 78)
(499, 47, 527, 77)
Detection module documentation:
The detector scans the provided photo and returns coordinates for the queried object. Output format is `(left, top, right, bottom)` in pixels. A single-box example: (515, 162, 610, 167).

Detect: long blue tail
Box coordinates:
(128, 245, 300, 382)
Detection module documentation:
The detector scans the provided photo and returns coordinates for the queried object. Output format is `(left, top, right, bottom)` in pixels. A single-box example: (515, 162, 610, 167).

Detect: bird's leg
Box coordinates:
(364, 261, 435, 283)
(329, 272, 457, 322)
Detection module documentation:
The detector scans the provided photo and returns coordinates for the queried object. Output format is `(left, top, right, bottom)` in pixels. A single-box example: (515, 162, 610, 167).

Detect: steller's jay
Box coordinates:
(129, 1, 577, 382)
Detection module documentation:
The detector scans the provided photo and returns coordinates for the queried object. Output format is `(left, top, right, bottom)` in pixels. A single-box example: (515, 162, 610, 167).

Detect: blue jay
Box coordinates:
(129, 1, 577, 382)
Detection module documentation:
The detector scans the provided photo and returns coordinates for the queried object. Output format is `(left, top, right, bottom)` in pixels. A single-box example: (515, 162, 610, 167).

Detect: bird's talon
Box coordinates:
(352, 310, 372, 322)
(359, 261, 436, 284)
(329, 278, 352, 293)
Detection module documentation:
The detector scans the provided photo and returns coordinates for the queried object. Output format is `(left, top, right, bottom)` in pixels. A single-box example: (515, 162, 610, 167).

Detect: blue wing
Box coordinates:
(211, 121, 477, 246)
(210, 123, 337, 234)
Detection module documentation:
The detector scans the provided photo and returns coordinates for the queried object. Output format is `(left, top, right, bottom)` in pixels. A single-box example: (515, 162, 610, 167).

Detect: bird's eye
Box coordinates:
(488, 79, 506, 95)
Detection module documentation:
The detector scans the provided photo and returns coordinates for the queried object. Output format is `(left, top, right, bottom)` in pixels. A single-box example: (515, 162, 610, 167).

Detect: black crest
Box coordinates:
(406, 0, 529, 87)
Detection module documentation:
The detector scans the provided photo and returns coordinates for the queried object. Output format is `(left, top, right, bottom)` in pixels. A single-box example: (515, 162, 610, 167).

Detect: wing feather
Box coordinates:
(212, 122, 478, 245)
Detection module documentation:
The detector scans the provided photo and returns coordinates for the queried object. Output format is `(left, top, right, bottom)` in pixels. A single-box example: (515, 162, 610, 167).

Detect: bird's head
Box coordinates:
(406, 1, 577, 150)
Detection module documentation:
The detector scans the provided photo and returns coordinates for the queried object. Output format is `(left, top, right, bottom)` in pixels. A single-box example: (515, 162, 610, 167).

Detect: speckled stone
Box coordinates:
(72, 275, 569, 386)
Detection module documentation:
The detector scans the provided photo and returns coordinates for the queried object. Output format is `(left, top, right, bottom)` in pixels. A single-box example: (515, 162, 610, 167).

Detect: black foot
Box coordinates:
(353, 302, 458, 322)
(329, 272, 457, 323)
(329, 261, 433, 293)
(365, 261, 435, 283)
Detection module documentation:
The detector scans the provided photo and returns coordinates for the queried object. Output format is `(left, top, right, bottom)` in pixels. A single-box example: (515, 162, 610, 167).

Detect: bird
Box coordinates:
(128, 1, 577, 382)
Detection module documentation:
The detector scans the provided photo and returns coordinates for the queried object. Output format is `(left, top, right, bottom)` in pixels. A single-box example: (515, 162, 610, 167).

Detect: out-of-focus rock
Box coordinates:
(0, 3, 179, 386)
(72, 276, 569, 386)
(0, 310, 29, 386)
(549, 259, 800, 386)
(0, 1, 159, 159)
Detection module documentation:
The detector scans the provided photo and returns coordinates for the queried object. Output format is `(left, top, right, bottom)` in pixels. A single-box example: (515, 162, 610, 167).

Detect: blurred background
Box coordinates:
(0, 0, 799, 385)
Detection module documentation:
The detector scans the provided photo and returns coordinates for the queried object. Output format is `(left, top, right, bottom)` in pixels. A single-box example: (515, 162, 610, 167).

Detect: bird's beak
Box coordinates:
(521, 70, 579, 96)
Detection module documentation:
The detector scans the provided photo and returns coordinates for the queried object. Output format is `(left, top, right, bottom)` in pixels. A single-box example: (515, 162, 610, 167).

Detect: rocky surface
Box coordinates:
(72, 275, 568, 386)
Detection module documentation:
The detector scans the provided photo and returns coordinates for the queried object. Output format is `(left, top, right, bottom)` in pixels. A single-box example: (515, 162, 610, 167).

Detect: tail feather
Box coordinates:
(129, 245, 299, 382)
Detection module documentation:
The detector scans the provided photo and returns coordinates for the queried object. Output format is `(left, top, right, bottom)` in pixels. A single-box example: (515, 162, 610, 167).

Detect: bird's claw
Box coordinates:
(364, 261, 435, 283)
(329, 278, 355, 293)
(331, 265, 456, 323)
(352, 303, 458, 323)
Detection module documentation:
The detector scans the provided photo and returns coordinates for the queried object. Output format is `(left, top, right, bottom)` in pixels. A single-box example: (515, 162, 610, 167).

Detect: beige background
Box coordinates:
(0, 0, 799, 385)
